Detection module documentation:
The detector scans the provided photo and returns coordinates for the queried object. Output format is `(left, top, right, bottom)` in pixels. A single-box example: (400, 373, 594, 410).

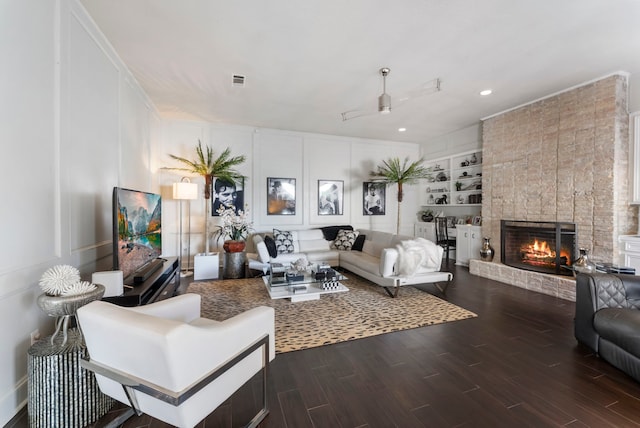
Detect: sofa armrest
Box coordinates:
(380, 248, 398, 277)
(253, 234, 270, 263)
(574, 273, 603, 352)
(620, 274, 640, 301)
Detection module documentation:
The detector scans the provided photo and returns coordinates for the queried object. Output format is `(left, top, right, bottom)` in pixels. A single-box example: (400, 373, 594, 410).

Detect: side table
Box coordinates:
(224, 251, 246, 279)
(28, 328, 114, 428)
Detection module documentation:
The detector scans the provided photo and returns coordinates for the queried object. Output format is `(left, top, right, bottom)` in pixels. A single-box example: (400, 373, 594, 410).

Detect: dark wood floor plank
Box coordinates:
(362, 387, 427, 428)
(419, 371, 482, 426)
(314, 372, 371, 428)
(379, 361, 438, 411)
(508, 372, 639, 427)
(507, 402, 574, 428)
(307, 404, 342, 428)
(200, 403, 231, 428)
(284, 350, 330, 410)
(410, 404, 450, 427)
(276, 389, 313, 428)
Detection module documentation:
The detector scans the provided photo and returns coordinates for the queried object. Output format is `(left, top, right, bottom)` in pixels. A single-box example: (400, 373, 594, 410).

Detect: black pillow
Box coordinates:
(352, 234, 366, 251)
(319, 225, 354, 241)
(264, 235, 278, 258)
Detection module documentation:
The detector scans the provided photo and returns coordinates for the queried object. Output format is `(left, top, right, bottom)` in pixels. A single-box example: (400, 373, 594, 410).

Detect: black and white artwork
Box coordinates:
(318, 180, 343, 215)
(362, 182, 385, 215)
(267, 177, 296, 215)
(211, 177, 244, 216)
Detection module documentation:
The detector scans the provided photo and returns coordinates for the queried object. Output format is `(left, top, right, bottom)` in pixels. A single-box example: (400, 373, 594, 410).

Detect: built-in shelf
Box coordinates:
(422, 150, 483, 207)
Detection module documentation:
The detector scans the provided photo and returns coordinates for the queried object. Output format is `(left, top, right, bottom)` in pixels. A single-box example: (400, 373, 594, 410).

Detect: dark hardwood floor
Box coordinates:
(93, 262, 640, 427)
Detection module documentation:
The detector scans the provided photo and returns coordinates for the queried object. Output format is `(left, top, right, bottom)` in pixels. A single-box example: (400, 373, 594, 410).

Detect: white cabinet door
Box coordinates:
(619, 235, 640, 274)
(455, 225, 482, 266)
(455, 225, 470, 265)
(468, 226, 483, 263)
(623, 254, 640, 274)
(414, 222, 436, 242)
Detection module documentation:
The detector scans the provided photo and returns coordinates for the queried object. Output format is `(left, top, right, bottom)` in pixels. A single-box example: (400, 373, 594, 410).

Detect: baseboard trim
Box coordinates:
(4, 405, 27, 428)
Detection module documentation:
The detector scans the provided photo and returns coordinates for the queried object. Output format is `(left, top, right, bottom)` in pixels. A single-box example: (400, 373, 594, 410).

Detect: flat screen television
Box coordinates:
(113, 187, 162, 280)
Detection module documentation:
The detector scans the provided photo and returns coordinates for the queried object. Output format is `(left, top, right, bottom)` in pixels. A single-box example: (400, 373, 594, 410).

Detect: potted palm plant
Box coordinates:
(167, 140, 246, 254)
(371, 157, 431, 234)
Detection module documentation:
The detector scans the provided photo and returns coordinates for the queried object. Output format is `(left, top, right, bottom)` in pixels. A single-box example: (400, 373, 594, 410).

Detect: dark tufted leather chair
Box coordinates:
(575, 272, 640, 382)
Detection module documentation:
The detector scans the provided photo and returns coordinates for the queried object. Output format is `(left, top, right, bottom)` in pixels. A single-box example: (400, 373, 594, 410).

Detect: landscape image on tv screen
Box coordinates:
(114, 187, 162, 279)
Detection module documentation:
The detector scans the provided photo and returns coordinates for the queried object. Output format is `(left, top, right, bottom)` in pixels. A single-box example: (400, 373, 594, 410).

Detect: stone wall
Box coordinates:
(481, 74, 636, 266)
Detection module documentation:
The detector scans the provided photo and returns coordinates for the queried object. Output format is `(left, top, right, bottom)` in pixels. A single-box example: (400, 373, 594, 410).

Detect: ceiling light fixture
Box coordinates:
(480, 89, 492, 96)
(378, 68, 391, 114)
(398, 128, 407, 132)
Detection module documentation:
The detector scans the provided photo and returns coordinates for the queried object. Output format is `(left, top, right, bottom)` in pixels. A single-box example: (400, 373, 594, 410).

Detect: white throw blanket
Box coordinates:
(396, 238, 442, 277)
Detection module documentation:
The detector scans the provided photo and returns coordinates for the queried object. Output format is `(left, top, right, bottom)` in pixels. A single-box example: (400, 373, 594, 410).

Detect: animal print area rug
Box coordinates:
(187, 274, 477, 353)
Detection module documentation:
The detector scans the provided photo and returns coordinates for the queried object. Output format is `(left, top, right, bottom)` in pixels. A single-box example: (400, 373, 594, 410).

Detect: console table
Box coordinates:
(103, 256, 180, 306)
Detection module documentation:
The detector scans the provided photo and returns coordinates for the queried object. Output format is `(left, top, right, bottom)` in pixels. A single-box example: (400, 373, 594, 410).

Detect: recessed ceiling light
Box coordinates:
(398, 128, 407, 132)
(480, 89, 492, 96)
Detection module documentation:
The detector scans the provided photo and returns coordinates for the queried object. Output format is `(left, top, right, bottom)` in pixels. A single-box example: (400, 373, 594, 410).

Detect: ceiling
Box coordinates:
(79, 0, 640, 145)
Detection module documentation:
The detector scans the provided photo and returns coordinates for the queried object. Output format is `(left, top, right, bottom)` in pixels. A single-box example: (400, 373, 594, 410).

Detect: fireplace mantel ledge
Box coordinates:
(469, 259, 575, 302)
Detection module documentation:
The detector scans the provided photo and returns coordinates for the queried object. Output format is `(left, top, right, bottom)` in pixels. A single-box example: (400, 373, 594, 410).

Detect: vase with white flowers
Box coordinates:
(213, 206, 253, 253)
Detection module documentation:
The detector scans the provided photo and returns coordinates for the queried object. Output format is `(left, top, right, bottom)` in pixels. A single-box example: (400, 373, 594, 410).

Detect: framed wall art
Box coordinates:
(267, 177, 296, 215)
(211, 177, 244, 216)
(362, 181, 385, 215)
(318, 180, 343, 215)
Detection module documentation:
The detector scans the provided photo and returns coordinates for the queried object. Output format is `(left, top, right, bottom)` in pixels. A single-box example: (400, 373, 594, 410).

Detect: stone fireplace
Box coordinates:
(469, 74, 637, 301)
(501, 220, 576, 276)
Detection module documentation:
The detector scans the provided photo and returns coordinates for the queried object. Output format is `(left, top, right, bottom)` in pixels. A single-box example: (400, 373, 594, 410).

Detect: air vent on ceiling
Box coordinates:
(232, 74, 245, 87)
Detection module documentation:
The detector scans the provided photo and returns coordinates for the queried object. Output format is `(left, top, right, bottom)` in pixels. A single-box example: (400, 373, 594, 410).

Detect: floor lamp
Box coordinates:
(173, 178, 198, 277)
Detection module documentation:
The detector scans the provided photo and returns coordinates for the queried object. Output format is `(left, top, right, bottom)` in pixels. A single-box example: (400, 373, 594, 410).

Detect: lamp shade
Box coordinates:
(173, 182, 198, 200)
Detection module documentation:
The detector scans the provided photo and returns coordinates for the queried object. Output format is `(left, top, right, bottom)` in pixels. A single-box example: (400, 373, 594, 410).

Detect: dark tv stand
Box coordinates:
(104, 257, 180, 307)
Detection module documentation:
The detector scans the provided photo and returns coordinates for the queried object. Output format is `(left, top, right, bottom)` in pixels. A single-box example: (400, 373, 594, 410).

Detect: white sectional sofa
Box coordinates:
(250, 226, 452, 297)
(253, 228, 341, 266)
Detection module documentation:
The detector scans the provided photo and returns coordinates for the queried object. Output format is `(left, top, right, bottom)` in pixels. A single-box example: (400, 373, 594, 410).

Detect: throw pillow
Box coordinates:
(273, 229, 295, 254)
(332, 229, 360, 251)
(264, 235, 278, 258)
(319, 225, 354, 241)
(352, 234, 366, 251)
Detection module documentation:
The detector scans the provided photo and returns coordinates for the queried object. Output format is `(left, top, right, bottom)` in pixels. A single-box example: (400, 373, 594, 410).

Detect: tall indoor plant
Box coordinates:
(167, 140, 246, 253)
(371, 157, 430, 234)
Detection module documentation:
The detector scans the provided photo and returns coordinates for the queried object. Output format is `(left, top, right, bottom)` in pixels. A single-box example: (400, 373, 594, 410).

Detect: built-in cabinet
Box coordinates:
(414, 221, 458, 261)
(619, 235, 640, 273)
(415, 222, 437, 242)
(422, 150, 483, 207)
(455, 225, 482, 266)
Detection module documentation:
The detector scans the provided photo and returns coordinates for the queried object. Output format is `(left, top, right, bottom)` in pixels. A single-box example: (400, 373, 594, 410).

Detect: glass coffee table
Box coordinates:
(262, 264, 348, 302)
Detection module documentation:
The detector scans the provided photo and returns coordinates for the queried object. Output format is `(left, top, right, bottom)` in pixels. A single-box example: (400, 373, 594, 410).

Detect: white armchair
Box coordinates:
(76, 294, 275, 428)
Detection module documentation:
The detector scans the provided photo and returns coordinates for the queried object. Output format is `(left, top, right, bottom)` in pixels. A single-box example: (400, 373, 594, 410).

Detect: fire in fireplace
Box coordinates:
(501, 220, 577, 276)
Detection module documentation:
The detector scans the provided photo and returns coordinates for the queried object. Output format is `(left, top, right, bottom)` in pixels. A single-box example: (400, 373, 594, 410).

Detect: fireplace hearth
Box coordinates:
(501, 220, 577, 276)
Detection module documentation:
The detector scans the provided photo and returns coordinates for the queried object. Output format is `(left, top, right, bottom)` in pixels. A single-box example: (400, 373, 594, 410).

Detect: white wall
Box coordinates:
(420, 123, 482, 160)
(629, 71, 640, 114)
(0, 1, 160, 425)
